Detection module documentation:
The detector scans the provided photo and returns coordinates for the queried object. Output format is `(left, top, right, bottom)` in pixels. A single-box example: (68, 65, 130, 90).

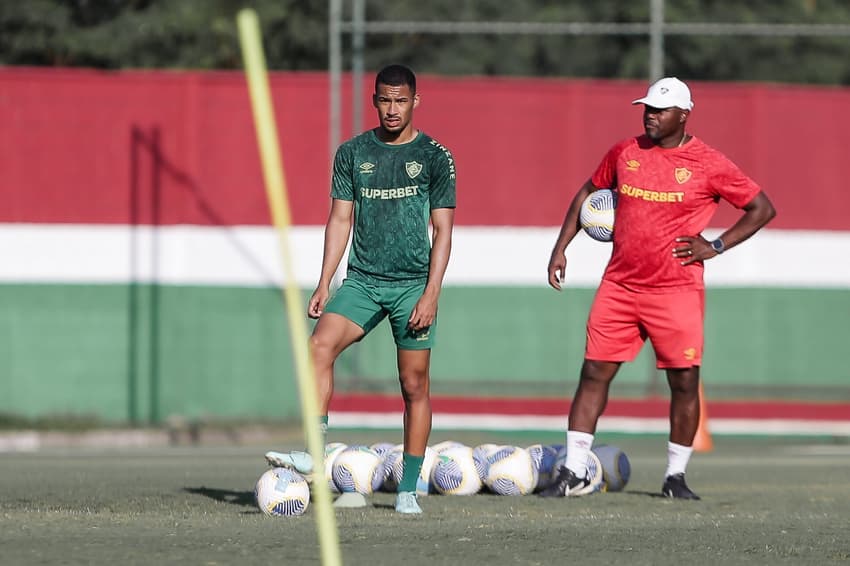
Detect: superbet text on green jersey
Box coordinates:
(331, 130, 456, 285)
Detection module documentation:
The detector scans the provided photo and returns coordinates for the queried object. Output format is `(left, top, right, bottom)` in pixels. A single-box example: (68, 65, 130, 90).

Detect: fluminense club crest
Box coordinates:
(675, 167, 692, 184)
(405, 161, 423, 179)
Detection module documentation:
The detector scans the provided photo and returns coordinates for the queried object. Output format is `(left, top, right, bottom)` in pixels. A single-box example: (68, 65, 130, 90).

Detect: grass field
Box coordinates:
(1, 430, 848, 565)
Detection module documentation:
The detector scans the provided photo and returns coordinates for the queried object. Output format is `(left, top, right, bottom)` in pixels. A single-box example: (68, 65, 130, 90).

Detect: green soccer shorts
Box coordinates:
(322, 278, 436, 350)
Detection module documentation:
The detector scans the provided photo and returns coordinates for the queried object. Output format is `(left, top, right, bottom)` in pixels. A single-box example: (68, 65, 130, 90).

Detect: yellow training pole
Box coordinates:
(236, 9, 341, 566)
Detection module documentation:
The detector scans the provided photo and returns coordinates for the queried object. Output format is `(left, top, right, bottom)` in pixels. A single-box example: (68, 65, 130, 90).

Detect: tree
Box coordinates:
(0, 0, 848, 85)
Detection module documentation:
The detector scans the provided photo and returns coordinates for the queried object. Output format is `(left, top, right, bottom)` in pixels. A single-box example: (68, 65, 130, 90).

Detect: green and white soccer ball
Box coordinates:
(430, 445, 483, 496)
(254, 467, 310, 517)
(431, 440, 466, 454)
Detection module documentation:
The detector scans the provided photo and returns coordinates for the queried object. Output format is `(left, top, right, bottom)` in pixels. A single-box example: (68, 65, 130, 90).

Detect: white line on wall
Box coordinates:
(0, 224, 847, 288)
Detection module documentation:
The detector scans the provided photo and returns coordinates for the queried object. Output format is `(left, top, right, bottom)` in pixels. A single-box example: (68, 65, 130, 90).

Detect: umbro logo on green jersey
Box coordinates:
(359, 162, 376, 173)
(405, 161, 423, 179)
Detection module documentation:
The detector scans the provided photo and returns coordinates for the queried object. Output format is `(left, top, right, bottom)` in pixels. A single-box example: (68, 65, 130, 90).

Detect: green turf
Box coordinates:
(0, 434, 848, 565)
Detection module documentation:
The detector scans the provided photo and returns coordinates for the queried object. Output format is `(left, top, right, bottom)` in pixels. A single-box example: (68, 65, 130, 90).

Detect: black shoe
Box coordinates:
(662, 473, 701, 500)
(540, 466, 592, 497)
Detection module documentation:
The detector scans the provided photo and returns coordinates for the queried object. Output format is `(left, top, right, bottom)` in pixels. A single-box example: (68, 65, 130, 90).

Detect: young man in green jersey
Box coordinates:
(266, 64, 456, 514)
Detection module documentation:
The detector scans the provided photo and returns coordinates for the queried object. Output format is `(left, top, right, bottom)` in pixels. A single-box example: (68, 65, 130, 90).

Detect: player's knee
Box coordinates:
(398, 370, 429, 400)
(580, 359, 618, 384)
(666, 369, 700, 396)
(309, 334, 336, 364)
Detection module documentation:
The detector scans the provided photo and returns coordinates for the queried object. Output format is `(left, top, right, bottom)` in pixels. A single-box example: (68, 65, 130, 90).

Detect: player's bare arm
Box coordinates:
(548, 179, 596, 290)
(408, 207, 454, 331)
(674, 190, 777, 265)
(308, 198, 354, 318)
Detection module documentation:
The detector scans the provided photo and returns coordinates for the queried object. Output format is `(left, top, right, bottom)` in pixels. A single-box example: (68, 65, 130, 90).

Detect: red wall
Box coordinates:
(2, 67, 848, 229)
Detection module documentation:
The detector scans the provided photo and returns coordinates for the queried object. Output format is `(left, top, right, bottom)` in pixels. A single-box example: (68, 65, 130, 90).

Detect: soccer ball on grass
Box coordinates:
(331, 445, 382, 494)
(430, 445, 483, 495)
(591, 444, 631, 492)
(254, 467, 310, 517)
(484, 446, 536, 495)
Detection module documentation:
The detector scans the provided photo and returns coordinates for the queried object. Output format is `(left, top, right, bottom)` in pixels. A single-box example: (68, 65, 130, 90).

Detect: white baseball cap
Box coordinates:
(632, 77, 694, 110)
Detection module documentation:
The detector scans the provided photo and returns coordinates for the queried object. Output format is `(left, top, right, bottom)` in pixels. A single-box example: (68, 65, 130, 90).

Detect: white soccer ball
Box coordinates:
(580, 188, 616, 242)
(332, 446, 382, 494)
(551, 446, 605, 493)
(472, 443, 499, 482)
(324, 442, 348, 494)
(430, 446, 483, 495)
(254, 467, 310, 517)
(431, 440, 466, 454)
(484, 446, 536, 495)
(370, 442, 395, 457)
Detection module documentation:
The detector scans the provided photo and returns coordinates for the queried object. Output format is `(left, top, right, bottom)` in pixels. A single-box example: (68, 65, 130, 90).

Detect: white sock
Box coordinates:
(565, 430, 594, 477)
(665, 441, 694, 478)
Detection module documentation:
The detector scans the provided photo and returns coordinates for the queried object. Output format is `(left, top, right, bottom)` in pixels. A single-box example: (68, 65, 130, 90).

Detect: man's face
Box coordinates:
(373, 83, 419, 134)
(642, 105, 687, 142)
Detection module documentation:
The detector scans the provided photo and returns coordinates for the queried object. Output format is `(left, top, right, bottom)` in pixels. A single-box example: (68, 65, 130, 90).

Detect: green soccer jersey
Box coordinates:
(331, 129, 457, 285)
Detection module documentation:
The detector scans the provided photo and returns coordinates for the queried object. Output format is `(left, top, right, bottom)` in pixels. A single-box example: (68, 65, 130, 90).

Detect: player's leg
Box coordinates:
(542, 280, 641, 497)
(666, 366, 701, 447)
(384, 283, 434, 513)
(266, 279, 381, 474)
(642, 288, 704, 500)
(398, 348, 432, 460)
(264, 312, 365, 473)
(394, 348, 431, 513)
(565, 359, 620, 464)
(542, 359, 620, 497)
(662, 366, 701, 499)
(309, 312, 367, 415)
(568, 359, 621, 433)
(577, 280, 644, 436)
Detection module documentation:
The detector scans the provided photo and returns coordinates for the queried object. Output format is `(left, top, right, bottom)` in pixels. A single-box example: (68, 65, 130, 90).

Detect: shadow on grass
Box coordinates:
(626, 489, 704, 500)
(184, 486, 256, 508)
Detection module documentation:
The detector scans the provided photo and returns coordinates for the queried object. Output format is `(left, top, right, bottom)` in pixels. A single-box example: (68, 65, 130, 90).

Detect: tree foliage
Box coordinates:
(1, 0, 848, 84)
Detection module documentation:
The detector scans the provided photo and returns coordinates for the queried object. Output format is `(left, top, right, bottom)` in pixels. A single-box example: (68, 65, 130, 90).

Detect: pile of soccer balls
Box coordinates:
(254, 441, 630, 517)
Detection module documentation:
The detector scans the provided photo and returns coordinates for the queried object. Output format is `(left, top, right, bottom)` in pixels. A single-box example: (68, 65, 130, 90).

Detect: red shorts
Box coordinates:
(585, 279, 705, 369)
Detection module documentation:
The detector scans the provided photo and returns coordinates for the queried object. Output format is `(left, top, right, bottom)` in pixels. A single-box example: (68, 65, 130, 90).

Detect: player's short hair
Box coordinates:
(375, 64, 416, 94)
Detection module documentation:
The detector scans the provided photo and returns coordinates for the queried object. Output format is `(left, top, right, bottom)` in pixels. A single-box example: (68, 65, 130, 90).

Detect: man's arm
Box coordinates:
(676, 190, 777, 264)
(548, 179, 596, 290)
(713, 190, 777, 251)
(408, 207, 455, 331)
(307, 198, 353, 318)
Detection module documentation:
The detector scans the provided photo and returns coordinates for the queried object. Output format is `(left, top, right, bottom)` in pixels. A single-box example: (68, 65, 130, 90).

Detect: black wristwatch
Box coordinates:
(710, 238, 726, 254)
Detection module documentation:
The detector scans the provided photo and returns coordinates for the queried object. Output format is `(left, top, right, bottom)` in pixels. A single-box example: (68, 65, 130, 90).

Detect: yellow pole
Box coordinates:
(236, 9, 341, 566)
